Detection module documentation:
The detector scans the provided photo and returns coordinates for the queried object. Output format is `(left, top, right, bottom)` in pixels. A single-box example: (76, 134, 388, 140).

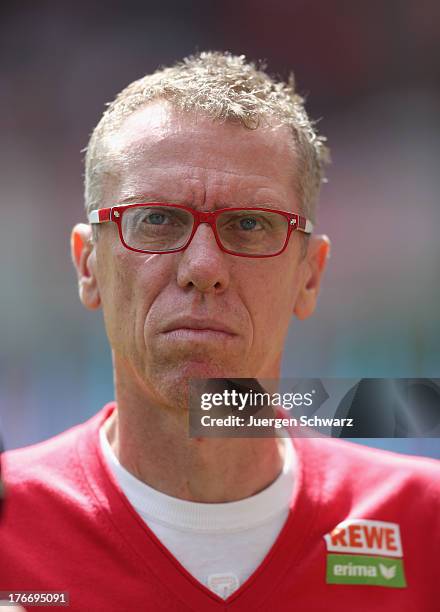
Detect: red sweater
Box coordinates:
(1, 403, 439, 611)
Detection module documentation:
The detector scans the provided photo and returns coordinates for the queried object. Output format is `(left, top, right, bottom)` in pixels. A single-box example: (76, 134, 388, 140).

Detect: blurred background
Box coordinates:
(0, 0, 439, 457)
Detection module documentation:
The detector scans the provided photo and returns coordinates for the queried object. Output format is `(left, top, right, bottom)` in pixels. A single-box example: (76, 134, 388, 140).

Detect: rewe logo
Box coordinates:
(324, 519, 403, 558)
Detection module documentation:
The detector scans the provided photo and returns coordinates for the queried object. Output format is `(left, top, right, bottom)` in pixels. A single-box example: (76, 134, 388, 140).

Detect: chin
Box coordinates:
(148, 359, 246, 412)
(161, 360, 240, 387)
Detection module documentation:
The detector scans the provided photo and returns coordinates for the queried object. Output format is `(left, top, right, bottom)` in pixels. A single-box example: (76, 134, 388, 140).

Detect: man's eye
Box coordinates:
(238, 217, 260, 231)
(144, 212, 169, 225)
(232, 215, 270, 231)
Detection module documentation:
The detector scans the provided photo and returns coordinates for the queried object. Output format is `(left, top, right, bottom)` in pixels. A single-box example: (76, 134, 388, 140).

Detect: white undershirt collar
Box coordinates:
(99, 425, 296, 533)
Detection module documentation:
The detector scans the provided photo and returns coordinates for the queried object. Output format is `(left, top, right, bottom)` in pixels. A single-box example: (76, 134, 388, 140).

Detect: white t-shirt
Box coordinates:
(99, 426, 296, 599)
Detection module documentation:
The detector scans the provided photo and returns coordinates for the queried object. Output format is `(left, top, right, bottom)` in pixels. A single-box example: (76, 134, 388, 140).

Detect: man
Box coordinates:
(1, 52, 439, 611)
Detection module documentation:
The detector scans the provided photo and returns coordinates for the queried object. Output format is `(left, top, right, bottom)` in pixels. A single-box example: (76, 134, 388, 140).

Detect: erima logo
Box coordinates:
(332, 561, 396, 579)
(324, 519, 403, 557)
(326, 555, 406, 588)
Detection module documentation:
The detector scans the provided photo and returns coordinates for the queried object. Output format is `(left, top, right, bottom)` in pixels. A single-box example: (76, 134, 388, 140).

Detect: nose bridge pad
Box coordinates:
(190, 212, 221, 251)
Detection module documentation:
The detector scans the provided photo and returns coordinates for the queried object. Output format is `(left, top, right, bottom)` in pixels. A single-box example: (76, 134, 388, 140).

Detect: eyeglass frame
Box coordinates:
(88, 202, 314, 258)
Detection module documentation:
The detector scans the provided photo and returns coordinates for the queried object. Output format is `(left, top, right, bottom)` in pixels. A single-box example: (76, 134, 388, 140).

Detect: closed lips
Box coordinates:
(162, 318, 237, 335)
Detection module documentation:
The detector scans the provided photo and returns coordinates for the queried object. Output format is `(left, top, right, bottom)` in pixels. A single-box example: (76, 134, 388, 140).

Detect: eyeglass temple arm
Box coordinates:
(88, 209, 111, 224)
(295, 217, 314, 234)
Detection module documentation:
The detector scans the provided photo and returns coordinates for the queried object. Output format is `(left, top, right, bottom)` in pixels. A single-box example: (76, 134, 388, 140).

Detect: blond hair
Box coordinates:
(84, 51, 329, 221)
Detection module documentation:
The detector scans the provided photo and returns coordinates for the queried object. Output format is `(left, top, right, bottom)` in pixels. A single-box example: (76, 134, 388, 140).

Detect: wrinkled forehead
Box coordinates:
(98, 100, 299, 205)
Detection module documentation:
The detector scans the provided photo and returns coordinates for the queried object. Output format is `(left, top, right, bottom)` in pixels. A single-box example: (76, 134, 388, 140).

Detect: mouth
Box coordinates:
(162, 329, 235, 342)
(161, 317, 237, 338)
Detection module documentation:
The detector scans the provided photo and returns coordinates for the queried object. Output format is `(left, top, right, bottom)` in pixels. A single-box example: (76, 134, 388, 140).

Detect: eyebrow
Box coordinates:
(117, 194, 286, 211)
(118, 193, 174, 204)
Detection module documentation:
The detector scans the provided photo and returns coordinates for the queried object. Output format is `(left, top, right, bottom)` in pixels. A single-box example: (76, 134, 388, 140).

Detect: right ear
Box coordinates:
(71, 223, 101, 310)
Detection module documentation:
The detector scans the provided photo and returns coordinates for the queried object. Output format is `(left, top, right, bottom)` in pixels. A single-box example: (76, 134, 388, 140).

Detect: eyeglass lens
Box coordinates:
(121, 205, 289, 255)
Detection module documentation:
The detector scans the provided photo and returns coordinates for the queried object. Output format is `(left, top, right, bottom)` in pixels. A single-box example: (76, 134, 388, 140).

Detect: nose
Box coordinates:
(176, 222, 230, 294)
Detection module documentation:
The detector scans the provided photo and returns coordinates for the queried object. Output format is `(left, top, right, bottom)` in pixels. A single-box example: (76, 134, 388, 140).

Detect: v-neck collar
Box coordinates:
(76, 404, 324, 610)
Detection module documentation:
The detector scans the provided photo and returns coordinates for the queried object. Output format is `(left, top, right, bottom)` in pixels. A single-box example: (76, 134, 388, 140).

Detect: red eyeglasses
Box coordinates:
(88, 202, 314, 258)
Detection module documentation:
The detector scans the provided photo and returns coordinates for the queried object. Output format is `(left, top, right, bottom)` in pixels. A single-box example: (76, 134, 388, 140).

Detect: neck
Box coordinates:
(106, 360, 285, 503)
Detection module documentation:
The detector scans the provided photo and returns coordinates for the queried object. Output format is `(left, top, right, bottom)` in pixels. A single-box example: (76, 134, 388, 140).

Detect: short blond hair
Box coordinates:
(84, 51, 329, 221)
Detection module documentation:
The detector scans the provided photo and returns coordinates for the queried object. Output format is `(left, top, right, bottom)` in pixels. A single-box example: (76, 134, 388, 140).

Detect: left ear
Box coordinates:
(293, 235, 330, 320)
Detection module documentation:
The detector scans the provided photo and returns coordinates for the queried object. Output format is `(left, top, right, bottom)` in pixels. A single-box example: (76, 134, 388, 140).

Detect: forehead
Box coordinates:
(102, 101, 298, 206)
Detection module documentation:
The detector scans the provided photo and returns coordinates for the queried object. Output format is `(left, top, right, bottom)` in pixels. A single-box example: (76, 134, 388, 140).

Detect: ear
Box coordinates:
(293, 234, 330, 320)
(71, 223, 101, 310)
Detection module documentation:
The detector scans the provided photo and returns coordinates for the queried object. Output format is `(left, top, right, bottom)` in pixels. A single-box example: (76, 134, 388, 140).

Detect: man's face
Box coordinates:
(73, 101, 328, 408)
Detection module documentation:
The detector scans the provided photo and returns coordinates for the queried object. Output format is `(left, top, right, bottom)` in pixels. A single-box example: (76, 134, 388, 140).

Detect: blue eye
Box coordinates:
(239, 217, 258, 230)
(147, 213, 167, 225)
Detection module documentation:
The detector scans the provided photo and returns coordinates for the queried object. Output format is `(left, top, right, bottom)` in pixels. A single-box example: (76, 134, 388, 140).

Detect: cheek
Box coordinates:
(238, 258, 300, 344)
(242, 254, 299, 304)
(97, 246, 166, 355)
(97, 258, 136, 354)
